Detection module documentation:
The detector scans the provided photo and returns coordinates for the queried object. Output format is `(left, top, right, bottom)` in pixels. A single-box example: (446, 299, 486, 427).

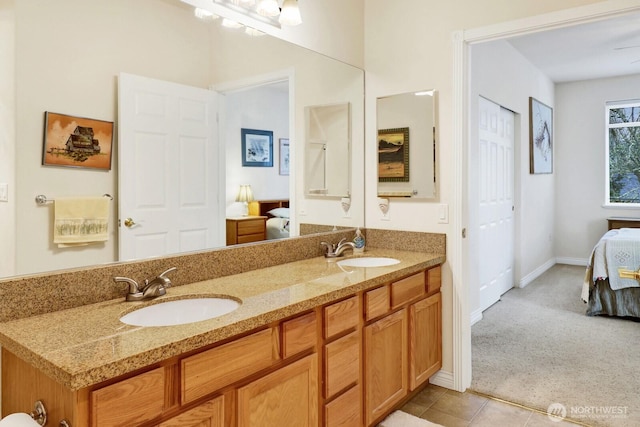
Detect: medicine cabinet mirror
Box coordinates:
(304, 103, 351, 197)
(376, 90, 437, 199)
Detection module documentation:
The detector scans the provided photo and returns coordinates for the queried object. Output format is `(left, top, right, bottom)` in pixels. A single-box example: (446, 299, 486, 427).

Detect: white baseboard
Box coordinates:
(470, 308, 483, 326)
(429, 370, 455, 390)
(556, 257, 588, 266)
(517, 258, 555, 288)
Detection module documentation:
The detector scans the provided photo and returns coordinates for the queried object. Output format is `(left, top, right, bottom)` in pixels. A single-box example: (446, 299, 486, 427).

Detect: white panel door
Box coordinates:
(478, 96, 514, 311)
(118, 73, 220, 261)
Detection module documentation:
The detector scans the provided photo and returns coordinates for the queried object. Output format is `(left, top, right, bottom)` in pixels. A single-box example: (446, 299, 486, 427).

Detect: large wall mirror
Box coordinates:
(376, 90, 437, 199)
(4, 0, 364, 278)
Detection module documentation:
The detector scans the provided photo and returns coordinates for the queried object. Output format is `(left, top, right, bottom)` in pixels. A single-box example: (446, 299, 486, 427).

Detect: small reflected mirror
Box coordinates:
(304, 103, 351, 197)
(376, 90, 437, 199)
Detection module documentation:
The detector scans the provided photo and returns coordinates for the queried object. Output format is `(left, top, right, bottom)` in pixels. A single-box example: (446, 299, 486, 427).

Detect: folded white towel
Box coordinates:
(53, 197, 110, 247)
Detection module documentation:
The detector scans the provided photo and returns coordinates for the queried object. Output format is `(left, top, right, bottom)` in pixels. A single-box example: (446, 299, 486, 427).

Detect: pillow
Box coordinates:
(267, 207, 290, 218)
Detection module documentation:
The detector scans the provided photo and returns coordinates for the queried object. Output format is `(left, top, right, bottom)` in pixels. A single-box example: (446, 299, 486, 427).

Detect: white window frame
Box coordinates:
(605, 99, 640, 208)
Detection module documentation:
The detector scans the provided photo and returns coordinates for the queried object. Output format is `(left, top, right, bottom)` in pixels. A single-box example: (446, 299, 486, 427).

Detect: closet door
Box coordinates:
(477, 96, 515, 311)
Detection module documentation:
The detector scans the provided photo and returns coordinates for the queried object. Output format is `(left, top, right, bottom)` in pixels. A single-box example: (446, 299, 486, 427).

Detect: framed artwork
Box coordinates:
(42, 111, 114, 170)
(279, 138, 290, 175)
(378, 127, 410, 182)
(241, 128, 273, 167)
(529, 97, 553, 174)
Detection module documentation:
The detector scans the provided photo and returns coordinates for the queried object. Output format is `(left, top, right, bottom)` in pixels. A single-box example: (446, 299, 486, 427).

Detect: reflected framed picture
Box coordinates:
(529, 97, 553, 174)
(279, 138, 290, 175)
(241, 128, 273, 167)
(42, 111, 114, 170)
(378, 127, 410, 182)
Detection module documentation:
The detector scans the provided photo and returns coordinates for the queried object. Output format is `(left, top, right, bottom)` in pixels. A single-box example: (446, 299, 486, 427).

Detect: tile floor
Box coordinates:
(401, 384, 589, 427)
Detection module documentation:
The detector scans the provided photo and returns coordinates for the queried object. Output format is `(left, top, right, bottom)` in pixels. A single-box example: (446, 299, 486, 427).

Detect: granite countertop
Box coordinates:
(0, 249, 444, 391)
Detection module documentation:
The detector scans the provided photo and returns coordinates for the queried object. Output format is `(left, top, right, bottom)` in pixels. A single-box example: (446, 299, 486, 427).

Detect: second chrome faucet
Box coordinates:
(321, 238, 356, 258)
(115, 267, 177, 302)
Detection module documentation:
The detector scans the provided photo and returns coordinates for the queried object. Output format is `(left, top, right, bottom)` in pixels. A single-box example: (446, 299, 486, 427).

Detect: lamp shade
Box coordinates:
(236, 185, 254, 203)
(279, 0, 302, 26)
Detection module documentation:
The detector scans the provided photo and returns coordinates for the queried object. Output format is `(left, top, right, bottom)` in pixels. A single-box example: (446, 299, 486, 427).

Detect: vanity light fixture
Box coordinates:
(188, 0, 302, 33)
(279, 0, 302, 26)
(236, 185, 254, 216)
(256, 0, 280, 17)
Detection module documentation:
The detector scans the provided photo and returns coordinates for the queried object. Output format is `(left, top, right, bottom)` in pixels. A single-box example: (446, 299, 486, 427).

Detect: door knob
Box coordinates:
(124, 218, 136, 228)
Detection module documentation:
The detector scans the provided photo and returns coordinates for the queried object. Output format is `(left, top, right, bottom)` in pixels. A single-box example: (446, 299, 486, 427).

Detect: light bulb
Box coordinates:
(256, 0, 280, 17)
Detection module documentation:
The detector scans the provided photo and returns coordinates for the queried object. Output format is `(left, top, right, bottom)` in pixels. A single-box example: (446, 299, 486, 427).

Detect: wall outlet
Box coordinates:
(0, 183, 8, 202)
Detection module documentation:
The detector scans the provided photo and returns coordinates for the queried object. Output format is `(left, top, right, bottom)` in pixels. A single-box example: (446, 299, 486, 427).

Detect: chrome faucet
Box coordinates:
(115, 267, 177, 302)
(321, 238, 356, 258)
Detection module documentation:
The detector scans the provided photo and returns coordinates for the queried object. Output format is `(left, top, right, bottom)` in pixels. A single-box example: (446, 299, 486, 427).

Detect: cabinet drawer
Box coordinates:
(282, 311, 317, 358)
(158, 396, 224, 427)
(325, 384, 361, 427)
(91, 366, 165, 427)
(182, 327, 279, 404)
(324, 331, 359, 399)
(324, 296, 359, 339)
(237, 220, 265, 235)
(237, 233, 265, 244)
(427, 265, 442, 294)
(364, 285, 389, 321)
(391, 272, 425, 308)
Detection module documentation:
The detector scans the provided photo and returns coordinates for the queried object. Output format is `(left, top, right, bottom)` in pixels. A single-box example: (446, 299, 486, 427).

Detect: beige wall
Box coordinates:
(363, 0, 610, 377)
(555, 74, 640, 262)
(0, 1, 14, 278)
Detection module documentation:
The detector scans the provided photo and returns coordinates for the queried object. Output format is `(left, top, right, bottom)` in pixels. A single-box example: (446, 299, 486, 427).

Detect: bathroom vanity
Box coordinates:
(0, 248, 443, 427)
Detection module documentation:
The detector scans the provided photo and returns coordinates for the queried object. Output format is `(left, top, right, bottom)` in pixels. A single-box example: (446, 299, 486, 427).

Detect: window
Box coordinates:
(606, 100, 640, 205)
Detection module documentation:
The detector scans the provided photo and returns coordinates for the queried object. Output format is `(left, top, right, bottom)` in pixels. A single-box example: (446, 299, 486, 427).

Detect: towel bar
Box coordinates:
(35, 194, 113, 205)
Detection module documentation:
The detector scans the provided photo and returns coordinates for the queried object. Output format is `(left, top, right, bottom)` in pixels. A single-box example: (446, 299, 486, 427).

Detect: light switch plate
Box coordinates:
(438, 203, 449, 224)
(0, 183, 8, 202)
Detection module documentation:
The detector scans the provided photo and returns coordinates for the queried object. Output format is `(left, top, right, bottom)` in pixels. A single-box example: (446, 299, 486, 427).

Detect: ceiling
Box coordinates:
(507, 11, 640, 83)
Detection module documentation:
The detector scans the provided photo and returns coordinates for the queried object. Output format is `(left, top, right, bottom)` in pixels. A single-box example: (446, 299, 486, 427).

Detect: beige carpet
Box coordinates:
(471, 264, 640, 427)
(378, 410, 443, 427)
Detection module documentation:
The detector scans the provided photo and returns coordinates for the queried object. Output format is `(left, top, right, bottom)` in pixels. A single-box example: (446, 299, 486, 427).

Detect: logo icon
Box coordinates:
(547, 403, 567, 422)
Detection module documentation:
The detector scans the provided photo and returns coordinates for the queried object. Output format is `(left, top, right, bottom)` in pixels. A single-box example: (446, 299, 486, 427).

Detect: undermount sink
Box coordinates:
(337, 257, 400, 268)
(120, 297, 240, 327)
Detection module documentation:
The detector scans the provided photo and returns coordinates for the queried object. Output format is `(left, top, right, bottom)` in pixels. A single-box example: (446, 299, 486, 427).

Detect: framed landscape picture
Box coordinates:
(241, 128, 273, 167)
(378, 127, 410, 182)
(42, 111, 114, 170)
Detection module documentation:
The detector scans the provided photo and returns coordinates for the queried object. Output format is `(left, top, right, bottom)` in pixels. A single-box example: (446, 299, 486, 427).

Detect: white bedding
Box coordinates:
(266, 217, 289, 240)
(582, 228, 640, 302)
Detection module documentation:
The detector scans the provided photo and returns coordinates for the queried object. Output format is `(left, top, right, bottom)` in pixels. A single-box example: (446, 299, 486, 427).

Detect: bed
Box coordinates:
(248, 199, 290, 240)
(583, 227, 640, 318)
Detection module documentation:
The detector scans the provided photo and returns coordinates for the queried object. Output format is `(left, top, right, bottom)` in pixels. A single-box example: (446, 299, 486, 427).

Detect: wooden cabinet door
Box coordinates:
(90, 366, 166, 427)
(237, 354, 318, 427)
(158, 396, 224, 427)
(364, 308, 407, 426)
(409, 293, 442, 390)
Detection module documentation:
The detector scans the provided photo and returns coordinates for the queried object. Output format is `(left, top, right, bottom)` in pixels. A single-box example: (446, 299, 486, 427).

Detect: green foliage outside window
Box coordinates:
(608, 104, 640, 204)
